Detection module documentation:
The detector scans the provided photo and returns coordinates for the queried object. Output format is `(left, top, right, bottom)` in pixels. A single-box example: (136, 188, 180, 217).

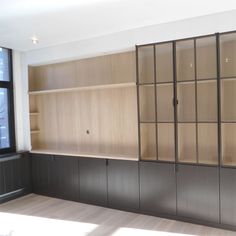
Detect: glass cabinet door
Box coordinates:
(176, 39, 197, 163)
(196, 36, 218, 165)
(137, 34, 220, 165)
(156, 43, 175, 162)
(138, 45, 156, 160)
(220, 32, 236, 166)
(176, 37, 218, 165)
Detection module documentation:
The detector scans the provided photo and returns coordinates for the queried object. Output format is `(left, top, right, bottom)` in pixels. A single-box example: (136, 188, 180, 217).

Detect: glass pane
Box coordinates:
(196, 36, 217, 80)
(0, 88, 10, 148)
(177, 82, 196, 122)
(178, 124, 197, 163)
(139, 85, 155, 122)
(198, 124, 218, 165)
(176, 40, 195, 81)
(220, 33, 236, 78)
(0, 48, 10, 81)
(138, 46, 155, 83)
(140, 123, 156, 160)
(155, 43, 173, 83)
(221, 79, 236, 122)
(197, 80, 217, 122)
(156, 84, 174, 122)
(157, 123, 175, 162)
(222, 123, 236, 166)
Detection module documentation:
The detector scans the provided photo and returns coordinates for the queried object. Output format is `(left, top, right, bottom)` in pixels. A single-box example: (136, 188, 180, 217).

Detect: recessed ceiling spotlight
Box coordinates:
(31, 36, 39, 45)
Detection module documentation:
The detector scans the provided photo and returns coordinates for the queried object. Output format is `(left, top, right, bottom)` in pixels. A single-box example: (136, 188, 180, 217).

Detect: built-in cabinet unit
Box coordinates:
(25, 30, 236, 231)
(28, 52, 138, 161)
(136, 31, 236, 229)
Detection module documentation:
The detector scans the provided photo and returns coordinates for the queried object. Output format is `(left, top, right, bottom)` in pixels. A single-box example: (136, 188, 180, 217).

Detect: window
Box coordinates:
(0, 47, 15, 153)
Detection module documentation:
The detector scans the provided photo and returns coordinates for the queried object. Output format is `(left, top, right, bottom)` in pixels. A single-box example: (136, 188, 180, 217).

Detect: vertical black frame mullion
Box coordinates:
(153, 45, 158, 161)
(216, 32, 221, 224)
(0, 48, 16, 154)
(216, 33, 222, 167)
(194, 39, 199, 164)
(135, 46, 141, 161)
(173, 41, 178, 164)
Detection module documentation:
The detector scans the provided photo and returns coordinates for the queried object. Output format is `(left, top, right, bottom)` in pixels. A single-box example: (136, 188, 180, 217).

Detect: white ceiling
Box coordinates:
(1, 0, 236, 51)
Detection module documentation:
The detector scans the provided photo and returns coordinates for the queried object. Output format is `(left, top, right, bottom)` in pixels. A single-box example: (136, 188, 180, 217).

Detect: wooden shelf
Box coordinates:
(199, 159, 218, 165)
(140, 156, 157, 161)
(30, 149, 138, 161)
(28, 82, 136, 95)
(30, 112, 39, 116)
(31, 130, 40, 134)
(222, 160, 236, 166)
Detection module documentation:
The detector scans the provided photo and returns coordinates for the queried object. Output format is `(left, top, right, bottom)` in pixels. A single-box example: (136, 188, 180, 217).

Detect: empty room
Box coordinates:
(1, 0, 236, 235)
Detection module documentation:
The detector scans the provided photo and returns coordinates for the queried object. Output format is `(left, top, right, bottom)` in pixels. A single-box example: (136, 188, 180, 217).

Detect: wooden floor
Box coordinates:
(0, 194, 235, 236)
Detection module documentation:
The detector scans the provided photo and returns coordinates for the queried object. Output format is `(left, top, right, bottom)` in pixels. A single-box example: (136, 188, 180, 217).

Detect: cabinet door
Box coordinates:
(0, 154, 31, 194)
(2, 160, 15, 193)
(220, 168, 236, 226)
(51, 155, 79, 201)
(20, 153, 31, 191)
(177, 165, 219, 223)
(0, 162, 4, 195)
(31, 154, 52, 195)
(140, 162, 176, 215)
(79, 158, 107, 205)
(107, 160, 139, 210)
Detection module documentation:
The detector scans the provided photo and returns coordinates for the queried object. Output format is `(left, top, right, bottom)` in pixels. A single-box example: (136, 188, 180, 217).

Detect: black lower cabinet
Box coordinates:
(31, 154, 79, 201)
(140, 162, 176, 215)
(177, 164, 219, 223)
(31, 154, 51, 195)
(220, 167, 236, 227)
(0, 152, 31, 203)
(51, 155, 79, 201)
(79, 158, 107, 205)
(107, 160, 139, 210)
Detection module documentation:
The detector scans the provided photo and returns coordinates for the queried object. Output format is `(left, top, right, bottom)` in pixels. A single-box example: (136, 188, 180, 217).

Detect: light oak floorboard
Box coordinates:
(0, 194, 234, 236)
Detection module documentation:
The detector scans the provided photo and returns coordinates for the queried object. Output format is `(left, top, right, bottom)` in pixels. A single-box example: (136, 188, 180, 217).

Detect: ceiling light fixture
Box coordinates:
(31, 36, 39, 44)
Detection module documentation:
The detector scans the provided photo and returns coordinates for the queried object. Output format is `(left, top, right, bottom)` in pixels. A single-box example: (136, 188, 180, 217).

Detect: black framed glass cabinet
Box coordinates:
(137, 32, 236, 227)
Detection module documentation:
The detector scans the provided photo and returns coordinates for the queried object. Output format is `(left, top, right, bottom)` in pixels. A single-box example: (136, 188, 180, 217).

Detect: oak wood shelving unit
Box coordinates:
(28, 51, 139, 161)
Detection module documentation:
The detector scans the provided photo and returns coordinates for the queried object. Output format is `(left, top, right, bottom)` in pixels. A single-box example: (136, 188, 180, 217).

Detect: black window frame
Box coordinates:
(0, 47, 16, 154)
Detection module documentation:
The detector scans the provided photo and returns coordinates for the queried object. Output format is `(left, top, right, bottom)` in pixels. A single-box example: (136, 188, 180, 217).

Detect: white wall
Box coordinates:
(16, 10, 236, 151)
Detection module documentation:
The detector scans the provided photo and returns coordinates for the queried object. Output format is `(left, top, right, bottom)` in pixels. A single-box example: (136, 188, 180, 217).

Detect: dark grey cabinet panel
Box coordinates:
(31, 154, 79, 201)
(0, 152, 31, 202)
(0, 162, 4, 195)
(107, 160, 139, 210)
(31, 154, 52, 195)
(220, 168, 236, 226)
(177, 164, 219, 223)
(51, 156, 79, 201)
(79, 158, 107, 205)
(140, 162, 176, 215)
